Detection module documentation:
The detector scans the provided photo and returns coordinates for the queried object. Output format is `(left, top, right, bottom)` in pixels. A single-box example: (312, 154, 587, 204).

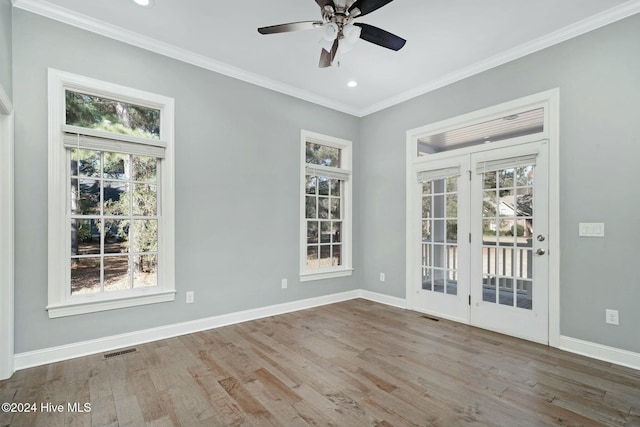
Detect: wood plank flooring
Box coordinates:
(1, 299, 639, 426)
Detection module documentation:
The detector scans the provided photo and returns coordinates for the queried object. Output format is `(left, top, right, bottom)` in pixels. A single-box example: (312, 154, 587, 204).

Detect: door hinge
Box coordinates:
(468, 170, 472, 181)
(469, 233, 472, 243)
(468, 295, 471, 305)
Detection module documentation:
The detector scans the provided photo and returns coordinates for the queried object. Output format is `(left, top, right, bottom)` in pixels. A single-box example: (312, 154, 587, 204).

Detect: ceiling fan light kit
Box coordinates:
(258, 0, 406, 68)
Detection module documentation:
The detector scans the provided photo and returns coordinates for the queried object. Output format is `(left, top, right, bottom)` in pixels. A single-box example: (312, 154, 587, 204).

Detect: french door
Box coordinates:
(410, 140, 549, 343)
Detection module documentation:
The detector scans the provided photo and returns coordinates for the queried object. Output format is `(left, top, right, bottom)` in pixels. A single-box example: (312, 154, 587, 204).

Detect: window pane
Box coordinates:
(104, 256, 131, 292)
(305, 176, 317, 195)
(71, 257, 101, 295)
(71, 219, 100, 255)
(133, 156, 157, 182)
(332, 222, 342, 243)
(104, 181, 129, 216)
(305, 142, 340, 167)
(305, 196, 316, 219)
(319, 245, 331, 268)
(104, 219, 129, 254)
(320, 221, 331, 244)
(71, 179, 100, 215)
(330, 179, 341, 197)
(330, 198, 341, 220)
(318, 177, 330, 196)
(307, 221, 318, 244)
(133, 220, 158, 253)
(133, 184, 157, 216)
(66, 90, 160, 139)
(307, 246, 319, 269)
(103, 152, 129, 180)
(332, 245, 342, 266)
(134, 254, 158, 288)
(74, 149, 100, 178)
(318, 197, 329, 219)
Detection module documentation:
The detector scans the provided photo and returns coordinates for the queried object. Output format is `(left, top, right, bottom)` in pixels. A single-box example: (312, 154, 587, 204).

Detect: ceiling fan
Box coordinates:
(258, 0, 406, 68)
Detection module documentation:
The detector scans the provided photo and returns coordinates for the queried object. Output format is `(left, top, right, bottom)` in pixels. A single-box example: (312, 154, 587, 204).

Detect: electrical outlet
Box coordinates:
(281, 278, 288, 289)
(186, 291, 194, 304)
(605, 309, 619, 325)
(379, 273, 385, 282)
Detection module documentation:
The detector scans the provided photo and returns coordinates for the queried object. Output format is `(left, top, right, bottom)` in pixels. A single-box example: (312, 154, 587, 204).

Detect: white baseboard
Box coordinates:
(14, 290, 360, 370)
(558, 335, 640, 371)
(14, 291, 640, 374)
(359, 290, 407, 309)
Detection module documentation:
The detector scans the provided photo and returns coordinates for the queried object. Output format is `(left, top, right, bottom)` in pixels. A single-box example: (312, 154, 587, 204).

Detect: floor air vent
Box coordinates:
(103, 348, 137, 359)
(420, 315, 440, 322)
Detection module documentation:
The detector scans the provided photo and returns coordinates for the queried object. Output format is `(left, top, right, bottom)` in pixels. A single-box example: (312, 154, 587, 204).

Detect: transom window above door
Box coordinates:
(418, 108, 544, 155)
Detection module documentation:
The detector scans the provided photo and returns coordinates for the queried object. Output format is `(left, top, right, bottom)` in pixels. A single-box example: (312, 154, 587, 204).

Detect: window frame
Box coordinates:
(47, 69, 176, 318)
(300, 130, 353, 282)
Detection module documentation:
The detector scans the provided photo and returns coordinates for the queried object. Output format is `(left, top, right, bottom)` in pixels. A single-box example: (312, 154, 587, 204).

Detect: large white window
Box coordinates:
(300, 130, 352, 281)
(47, 69, 175, 318)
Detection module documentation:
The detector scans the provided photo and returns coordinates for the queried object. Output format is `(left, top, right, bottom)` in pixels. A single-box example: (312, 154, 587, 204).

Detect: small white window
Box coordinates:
(300, 130, 352, 281)
(47, 69, 175, 318)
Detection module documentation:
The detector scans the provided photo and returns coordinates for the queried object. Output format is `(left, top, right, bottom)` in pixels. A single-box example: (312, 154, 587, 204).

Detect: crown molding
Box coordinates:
(11, 0, 360, 116)
(12, 0, 640, 118)
(360, 0, 640, 116)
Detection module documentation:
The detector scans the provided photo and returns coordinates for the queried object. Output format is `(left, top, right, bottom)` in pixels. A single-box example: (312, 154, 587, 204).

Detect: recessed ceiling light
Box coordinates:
(347, 81, 358, 88)
(132, 0, 153, 7)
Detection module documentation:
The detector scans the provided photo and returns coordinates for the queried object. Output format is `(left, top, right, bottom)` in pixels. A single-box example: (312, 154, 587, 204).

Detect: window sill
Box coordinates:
(46, 290, 176, 318)
(300, 269, 353, 282)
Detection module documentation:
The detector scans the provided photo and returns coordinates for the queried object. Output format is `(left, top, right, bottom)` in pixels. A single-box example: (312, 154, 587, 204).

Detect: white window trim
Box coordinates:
(47, 69, 176, 318)
(300, 130, 353, 282)
(0, 84, 15, 380)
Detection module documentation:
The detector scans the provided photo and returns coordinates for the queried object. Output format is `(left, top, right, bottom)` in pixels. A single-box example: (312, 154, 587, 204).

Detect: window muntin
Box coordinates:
(65, 90, 160, 140)
(301, 131, 352, 281)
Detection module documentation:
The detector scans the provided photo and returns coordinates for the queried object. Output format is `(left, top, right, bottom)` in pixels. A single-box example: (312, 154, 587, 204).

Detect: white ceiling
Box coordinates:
(13, 0, 640, 116)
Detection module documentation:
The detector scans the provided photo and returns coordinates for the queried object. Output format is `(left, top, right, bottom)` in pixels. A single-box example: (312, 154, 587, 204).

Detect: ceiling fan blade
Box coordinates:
(258, 21, 323, 35)
(319, 48, 332, 68)
(353, 23, 406, 51)
(348, 0, 394, 17)
(318, 38, 339, 68)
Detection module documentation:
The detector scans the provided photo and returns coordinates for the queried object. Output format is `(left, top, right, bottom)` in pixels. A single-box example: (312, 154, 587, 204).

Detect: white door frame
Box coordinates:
(405, 89, 560, 347)
(0, 82, 15, 380)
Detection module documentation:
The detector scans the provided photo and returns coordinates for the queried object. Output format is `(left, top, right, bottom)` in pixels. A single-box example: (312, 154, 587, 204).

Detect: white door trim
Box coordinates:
(0, 83, 15, 380)
(406, 89, 560, 346)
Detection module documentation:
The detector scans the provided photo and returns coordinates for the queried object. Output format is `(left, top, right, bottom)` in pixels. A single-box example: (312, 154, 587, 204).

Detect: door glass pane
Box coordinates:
(420, 176, 459, 295)
(499, 278, 514, 306)
(481, 162, 535, 311)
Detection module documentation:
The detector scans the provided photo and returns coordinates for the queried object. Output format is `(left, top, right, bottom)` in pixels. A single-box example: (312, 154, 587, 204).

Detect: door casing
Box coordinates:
(405, 89, 560, 346)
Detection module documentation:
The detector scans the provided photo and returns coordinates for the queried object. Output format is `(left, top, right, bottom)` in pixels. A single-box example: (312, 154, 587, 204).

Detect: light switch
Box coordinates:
(579, 223, 605, 237)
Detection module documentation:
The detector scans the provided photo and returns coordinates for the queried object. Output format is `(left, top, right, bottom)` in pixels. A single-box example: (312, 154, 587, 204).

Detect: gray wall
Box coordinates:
(359, 13, 640, 353)
(11, 6, 640, 356)
(0, 0, 11, 100)
(12, 10, 360, 353)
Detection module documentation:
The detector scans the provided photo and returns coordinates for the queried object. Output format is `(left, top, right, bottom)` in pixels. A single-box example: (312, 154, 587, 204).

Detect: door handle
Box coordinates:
(536, 248, 546, 256)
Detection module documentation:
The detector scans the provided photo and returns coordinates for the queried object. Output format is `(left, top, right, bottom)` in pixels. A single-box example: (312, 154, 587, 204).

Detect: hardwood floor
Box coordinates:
(1, 299, 639, 426)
